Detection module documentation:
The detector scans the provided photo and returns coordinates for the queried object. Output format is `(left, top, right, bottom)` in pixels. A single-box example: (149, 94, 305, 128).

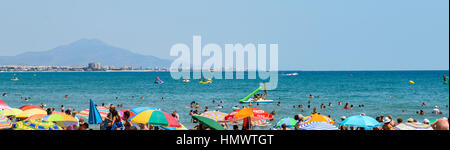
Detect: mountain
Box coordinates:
(0, 39, 171, 67)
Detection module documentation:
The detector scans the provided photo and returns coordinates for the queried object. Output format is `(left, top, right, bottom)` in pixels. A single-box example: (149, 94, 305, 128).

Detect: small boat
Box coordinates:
(283, 72, 299, 76)
(11, 77, 19, 81)
(240, 98, 274, 103)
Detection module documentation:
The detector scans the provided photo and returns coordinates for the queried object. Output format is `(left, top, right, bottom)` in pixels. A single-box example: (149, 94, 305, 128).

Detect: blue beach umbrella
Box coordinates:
(339, 115, 381, 128)
(298, 122, 339, 130)
(88, 99, 103, 124)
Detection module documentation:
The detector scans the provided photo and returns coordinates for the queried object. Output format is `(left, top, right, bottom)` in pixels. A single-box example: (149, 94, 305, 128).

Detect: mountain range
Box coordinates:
(0, 39, 171, 67)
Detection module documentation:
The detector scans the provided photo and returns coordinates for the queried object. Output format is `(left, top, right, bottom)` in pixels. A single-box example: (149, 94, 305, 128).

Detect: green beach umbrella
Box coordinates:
(192, 115, 225, 130)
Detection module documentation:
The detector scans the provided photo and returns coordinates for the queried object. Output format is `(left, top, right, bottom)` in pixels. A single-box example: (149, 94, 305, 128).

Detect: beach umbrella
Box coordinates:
(339, 115, 381, 128)
(0, 108, 23, 116)
(192, 115, 225, 130)
(129, 109, 181, 127)
(252, 119, 269, 126)
(274, 118, 298, 129)
(43, 114, 78, 127)
(130, 107, 159, 114)
(391, 122, 433, 130)
(0, 114, 13, 129)
(16, 108, 47, 118)
(0, 99, 11, 110)
(15, 119, 62, 130)
(24, 114, 47, 120)
(76, 108, 108, 120)
(298, 122, 339, 130)
(162, 123, 188, 130)
(302, 114, 335, 124)
(199, 111, 228, 122)
(51, 111, 66, 115)
(88, 99, 103, 124)
(19, 105, 43, 111)
(224, 108, 273, 121)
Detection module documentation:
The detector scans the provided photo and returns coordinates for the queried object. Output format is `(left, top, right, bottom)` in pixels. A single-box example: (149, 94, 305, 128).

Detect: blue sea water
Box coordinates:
(1, 71, 448, 129)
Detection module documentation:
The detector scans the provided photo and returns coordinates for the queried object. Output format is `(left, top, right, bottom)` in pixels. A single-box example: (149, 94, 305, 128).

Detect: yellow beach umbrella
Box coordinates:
(0, 108, 24, 116)
(302, 114, 335, 124)
(16, 108, 47, 118)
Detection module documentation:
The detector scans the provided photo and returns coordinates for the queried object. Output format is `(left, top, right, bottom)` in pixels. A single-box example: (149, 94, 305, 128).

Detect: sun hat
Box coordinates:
(341, 116, 346, 120)
(423, 119, 430, 123)
(434, 106, 438, 108)
(295, 114, 304, 120)
(383, 117, 391, 123)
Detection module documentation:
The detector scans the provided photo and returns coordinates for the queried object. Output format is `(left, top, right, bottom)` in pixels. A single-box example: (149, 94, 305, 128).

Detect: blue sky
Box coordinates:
(0, 0, 448, 70)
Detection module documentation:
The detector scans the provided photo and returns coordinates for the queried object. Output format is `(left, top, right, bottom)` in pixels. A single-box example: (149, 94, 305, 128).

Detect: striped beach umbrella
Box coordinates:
(200, 111, 228, 122)
(24, 114, 47, 120)
(274, 118, 298, 129)
(129, 109, 181, 127)
(0, 114, 13, 129)
(16, 108, 47, 118)
(19, 105, 43, 111)
(298, 122, 339, 130)
(391, 122, 433, 130)
(0, 99, 11, 110)
(303, 114, 335, 124)
(76, 107, 109, 120)
(15, 119, 62, 130)
(162, 123, 188, 130)
(0, 108, 24, 116)
(251, 119, 268, 126)
(225, 108, 273, 121)
(43, 114, 78, 127)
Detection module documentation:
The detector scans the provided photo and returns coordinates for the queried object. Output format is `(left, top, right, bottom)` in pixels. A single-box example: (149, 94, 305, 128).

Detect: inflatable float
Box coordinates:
(199, 79, 212, 84)
(154, 77, 164, 84)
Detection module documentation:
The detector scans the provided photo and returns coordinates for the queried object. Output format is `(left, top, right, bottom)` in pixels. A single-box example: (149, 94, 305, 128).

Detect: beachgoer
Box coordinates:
(172, 110, 179, 121)
(382, 117, 393, 130)
(123, 111, 133, 130)
(281, 124, 289, 130)
(430, 118, 449, 130)
(294, 114, 304, 130)
(388, 114, 396, 126)
(397, 118, 403, 124)
(309, 94, 313, 98)
(432, 106, 440, 114)
(339, 116, 347, 130)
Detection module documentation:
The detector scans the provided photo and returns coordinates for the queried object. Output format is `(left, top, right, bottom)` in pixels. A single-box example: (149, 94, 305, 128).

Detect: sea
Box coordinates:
(1, 71, 449, 129)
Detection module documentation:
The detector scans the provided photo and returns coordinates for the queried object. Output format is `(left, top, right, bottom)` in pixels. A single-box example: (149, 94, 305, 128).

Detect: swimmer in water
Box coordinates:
(248, 102, 253, 107)
(309, 94, 313, 98)
(140, 96, 144, 100)
(65, 94, 69, 98)
(161, 97, 165, 101)
(277, 102, 281, 106)
(338, 101, 342, 106)
(421, 102, 426, 107)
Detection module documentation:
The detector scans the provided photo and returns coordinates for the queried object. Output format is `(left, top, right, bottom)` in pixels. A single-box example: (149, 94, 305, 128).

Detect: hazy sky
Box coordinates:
(0, 0, 448, 70)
